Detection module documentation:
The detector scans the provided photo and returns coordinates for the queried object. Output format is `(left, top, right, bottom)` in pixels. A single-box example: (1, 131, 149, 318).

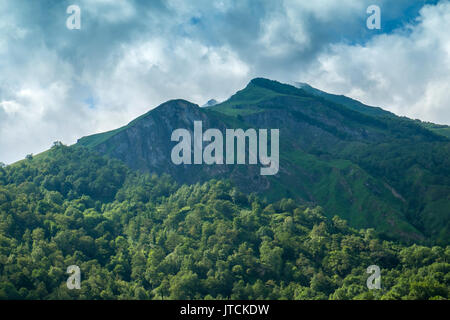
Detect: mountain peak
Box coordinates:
(248, 77, 306, 94)
(208, 77, 309, 109)
(202, 99, 218, 107)
(154, 99, 199, 111)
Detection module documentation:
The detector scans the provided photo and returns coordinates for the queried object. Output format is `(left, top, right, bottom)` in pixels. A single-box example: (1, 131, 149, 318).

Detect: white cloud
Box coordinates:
(86, 37, 250, 128)
(300, 1, 450, 124)
(79, 0, 137, 23)
(283, 0, 364, 21)
(0, 43, 94, 164)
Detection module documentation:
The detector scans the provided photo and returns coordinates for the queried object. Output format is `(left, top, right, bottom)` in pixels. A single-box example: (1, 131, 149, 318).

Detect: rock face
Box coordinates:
(78, 99, 270, 193)
(77, 78, 450, 244)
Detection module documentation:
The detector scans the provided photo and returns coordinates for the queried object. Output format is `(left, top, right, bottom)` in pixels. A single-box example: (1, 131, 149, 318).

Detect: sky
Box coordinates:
(0, 0, 449, 164)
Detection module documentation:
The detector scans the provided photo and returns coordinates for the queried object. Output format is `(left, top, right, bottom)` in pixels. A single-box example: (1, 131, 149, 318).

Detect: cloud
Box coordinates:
(0, 43, 94, 164)
(300, 1, 450, 124)
(78, 0, 137, 23)
(0, 0, 447, 163)
(89, 37, 250, 124)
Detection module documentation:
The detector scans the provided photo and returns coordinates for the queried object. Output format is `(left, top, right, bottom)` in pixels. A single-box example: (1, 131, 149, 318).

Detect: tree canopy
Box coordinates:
(0, 145, 448, 299)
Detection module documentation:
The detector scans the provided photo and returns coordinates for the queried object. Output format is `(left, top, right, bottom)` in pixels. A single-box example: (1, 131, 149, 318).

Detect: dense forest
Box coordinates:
(0, 144, 448, 299)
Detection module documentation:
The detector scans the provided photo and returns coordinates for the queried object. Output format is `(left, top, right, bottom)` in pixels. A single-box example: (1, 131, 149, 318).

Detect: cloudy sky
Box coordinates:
(0, 0, 449, 163)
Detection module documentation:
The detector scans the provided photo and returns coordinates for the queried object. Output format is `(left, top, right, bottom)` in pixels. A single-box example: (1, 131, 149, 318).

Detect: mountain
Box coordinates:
(1, 78, 449, 300)
(202, 99, 219, 107)
(75, 78, 450, 244)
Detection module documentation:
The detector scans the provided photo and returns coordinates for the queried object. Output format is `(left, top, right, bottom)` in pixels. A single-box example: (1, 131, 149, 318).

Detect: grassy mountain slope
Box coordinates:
(293, 82, 395, 118)
(417, 122, 450, 139)
(295, 82, 450, 139)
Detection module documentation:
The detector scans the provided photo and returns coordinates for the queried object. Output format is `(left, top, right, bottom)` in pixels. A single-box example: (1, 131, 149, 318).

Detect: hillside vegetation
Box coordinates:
(0, 145, 448, 299)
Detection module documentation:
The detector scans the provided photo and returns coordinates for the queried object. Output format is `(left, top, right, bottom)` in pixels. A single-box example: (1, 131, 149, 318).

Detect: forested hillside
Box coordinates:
(77, 79, 450, 244)
(0, 145, 448, 299)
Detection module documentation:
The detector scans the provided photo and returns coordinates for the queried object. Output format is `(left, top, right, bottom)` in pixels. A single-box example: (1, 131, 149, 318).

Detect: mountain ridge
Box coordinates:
(70, 78, 449, 244)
